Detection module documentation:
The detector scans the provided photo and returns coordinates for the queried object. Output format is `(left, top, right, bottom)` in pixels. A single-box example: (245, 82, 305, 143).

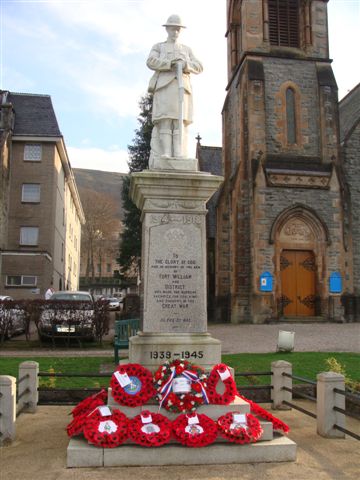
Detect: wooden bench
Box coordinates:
(114, 318, 140, 364)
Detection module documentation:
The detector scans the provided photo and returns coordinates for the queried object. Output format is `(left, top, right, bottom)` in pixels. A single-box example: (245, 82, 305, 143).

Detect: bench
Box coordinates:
(114, 318, 140, 364)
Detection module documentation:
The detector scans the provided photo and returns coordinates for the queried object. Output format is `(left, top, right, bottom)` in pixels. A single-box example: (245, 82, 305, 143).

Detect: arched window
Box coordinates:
(268, 0, 299, 47)
(286, 87, 297, 144)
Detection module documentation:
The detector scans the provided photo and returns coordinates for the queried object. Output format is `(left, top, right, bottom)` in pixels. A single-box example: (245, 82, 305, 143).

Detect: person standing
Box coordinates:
(147, 14, 203, 162)
(45, 282, 55, 300)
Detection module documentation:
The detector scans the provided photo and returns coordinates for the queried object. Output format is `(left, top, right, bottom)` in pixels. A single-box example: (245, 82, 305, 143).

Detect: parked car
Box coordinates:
(106, 297, 121, 311)
(0, 295, 26, 338)
(37, 291, 96, 340)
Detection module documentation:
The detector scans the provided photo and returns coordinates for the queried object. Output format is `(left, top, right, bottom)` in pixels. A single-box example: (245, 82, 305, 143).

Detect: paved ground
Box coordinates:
(1, 401, 359, 480)
(1, 322, 359, 357)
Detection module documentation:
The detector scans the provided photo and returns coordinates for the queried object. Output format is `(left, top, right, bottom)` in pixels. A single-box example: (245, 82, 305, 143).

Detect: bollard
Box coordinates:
(317, 371, 345, 438)
(18, 361, 39, 414)
(0, 375, 16, 445)
(271, 360, 292, 410)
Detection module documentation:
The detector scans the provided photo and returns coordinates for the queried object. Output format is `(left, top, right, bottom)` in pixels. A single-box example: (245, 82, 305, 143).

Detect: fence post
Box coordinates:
(18, 361, 39, 414)
(316, 371, 345, 438)
(271, 360, 292, 410)
(0, 375, 16, 445)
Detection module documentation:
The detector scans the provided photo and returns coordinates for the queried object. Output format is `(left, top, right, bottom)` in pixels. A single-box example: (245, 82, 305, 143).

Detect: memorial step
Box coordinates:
(67, 434, 296, 467)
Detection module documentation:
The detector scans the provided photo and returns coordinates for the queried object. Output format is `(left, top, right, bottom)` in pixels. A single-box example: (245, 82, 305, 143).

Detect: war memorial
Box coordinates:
(65, 15, 297, 467)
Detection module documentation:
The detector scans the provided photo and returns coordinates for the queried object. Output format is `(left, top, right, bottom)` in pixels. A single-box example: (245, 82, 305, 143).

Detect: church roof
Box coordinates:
(339, 83, 360, 144)
(197, 144, 223, 238)
(7, 92, 62, 137)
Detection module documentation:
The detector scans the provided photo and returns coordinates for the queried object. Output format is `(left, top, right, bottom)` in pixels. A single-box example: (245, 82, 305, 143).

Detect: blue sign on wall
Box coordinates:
(329, 272, 342, 293)
(260, 271, 273, 292)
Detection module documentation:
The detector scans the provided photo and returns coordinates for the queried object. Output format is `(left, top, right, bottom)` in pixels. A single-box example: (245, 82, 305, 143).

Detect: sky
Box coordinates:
(1, 0, 359, 174)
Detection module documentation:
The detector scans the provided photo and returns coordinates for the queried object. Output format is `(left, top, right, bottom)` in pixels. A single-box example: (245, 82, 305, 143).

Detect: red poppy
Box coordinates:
(217, 412, 263, 444)
(110, 363, 156, 407)
(82, 407, 128, 448)
(128, 410, 172, 447)
(172, 413, 217, 447)
(206, 363, 237, 405)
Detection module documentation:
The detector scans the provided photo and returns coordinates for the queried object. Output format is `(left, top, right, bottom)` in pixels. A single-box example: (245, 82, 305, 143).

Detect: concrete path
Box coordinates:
(1, 402, 359, 480)
(1, 322, 359, 357)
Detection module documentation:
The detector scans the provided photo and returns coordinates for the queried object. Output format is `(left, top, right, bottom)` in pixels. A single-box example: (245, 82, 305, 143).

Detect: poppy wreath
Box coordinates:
(66, 412, 88, 437)
(217, 412, 263, 444)
(172, 413, 218, 447)
(82, 407, 128, 448)
(128, 410, 172, 447)
(110, 363, 156, 407)
(71, 389, 108, 418)
(206, 363, 237, 405)
(237, 392, 290, 434)
(154, 359, 209, 413)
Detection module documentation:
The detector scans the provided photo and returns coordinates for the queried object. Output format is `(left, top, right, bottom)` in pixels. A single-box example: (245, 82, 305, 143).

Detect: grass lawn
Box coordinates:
(1, 352, 359, 389)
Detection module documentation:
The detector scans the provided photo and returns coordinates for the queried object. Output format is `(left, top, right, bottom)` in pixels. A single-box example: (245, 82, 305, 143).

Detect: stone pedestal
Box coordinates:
(129, 168, 223, 369)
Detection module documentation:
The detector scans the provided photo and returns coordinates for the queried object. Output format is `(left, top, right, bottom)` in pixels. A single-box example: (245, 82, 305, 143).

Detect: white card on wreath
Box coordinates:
(98, 406, 112, 417)
(187, 414, 200, 425)
(114, 371, 131, 387)
(141, 413, 153, 424)
(218, 368, 231, 381)
(233, 413, 246, 424)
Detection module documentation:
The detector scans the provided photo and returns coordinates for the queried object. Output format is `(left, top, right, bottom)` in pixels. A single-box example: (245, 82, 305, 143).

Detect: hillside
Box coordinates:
(73, 168, 127, 220)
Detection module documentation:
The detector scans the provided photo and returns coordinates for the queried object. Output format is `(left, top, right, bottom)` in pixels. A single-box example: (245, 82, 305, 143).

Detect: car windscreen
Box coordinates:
(51, 294, 92, 301)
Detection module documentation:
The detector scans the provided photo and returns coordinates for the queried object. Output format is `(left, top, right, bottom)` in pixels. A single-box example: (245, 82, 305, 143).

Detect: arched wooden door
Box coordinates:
(280, 250, 316, 316)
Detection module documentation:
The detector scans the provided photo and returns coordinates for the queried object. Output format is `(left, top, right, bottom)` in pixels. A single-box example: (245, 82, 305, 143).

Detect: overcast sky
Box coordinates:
(1, 0, 359, 173)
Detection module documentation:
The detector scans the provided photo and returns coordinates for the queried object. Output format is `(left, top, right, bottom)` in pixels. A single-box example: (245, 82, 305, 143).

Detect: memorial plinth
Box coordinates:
(129, 168, 223, 370)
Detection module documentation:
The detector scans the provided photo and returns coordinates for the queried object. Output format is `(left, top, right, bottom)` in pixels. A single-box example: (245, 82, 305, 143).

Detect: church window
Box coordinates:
(268, 0, 299, 47)
(286, 87, 297, 144)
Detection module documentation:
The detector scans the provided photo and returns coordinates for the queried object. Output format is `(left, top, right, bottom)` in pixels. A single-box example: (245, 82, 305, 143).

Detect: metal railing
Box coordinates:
(276, 366, 360, 441)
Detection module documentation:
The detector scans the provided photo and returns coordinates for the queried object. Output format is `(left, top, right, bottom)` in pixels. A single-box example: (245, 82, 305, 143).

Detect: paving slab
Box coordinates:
(1, 403, 359, 480)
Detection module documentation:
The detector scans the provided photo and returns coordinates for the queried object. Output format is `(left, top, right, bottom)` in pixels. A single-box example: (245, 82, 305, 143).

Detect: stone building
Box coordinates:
(215, 0, 359, 323)
(0, 91, 85, 299)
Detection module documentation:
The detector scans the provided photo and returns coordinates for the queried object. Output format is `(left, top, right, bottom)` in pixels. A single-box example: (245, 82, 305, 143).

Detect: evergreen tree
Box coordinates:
(117, 94, 153, 276)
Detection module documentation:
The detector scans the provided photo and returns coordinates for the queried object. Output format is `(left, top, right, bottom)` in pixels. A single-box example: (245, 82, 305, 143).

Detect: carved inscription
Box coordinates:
(145, 220, 205, 333)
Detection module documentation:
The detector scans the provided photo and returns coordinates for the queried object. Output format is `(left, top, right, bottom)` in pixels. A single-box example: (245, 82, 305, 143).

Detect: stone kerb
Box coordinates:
(0, 375, 16, 445)
(316, 371, 346, 438)
(271, 361, 292, 410)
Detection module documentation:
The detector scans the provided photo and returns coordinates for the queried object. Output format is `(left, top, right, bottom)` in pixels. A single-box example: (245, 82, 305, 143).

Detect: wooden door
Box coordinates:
(280, 250, 316, 316)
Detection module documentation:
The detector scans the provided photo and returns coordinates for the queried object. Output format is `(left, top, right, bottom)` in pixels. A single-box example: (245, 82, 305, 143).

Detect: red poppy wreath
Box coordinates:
(172, 412, 218, 447)
(129, 410, 172, 447)
(217, 412, 263, 444)
(71, 389, 108, 418)
(67, 389, 108, 437)
(154, 359, 209, 413)
(206, 363, 237, 405)
(110, 363, 156, 407)
(82, 406, 128, 448)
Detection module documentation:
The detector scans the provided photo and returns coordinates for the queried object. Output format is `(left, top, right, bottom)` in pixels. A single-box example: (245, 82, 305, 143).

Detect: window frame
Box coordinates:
(6, 275, 37, 287)
(20, 226, 39, 246)
(24, 143, 42, 162)
(21, 183, 41, 203)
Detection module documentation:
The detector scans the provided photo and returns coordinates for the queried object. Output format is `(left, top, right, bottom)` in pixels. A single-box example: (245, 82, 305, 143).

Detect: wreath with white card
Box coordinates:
(129, 410, 172, 447)
(217, 412, 263, 444)
(172, 412, 218, 447)
(154, 359, 209, 413)
(110, 363, 156, 407)
(82, 406, 129, 448)
(206, 363, 237, 405)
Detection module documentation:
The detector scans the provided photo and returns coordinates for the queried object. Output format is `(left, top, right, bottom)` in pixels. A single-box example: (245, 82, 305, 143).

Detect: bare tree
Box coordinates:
(80, 189, 120, 280)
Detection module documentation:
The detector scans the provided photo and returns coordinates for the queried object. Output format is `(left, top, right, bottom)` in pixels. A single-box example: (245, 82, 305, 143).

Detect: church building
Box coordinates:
(215, 0, 360, 323)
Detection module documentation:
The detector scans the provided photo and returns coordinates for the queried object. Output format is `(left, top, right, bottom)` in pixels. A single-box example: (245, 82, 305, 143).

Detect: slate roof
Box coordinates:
(197, 145, 223, 239)
(339, 83, 360, 144)
(7, 92, 62, 137)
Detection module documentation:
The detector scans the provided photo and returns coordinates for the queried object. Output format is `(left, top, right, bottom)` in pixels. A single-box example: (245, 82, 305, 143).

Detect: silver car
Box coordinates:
(0, 295, 26, 338)
(37, 291, 96, 340)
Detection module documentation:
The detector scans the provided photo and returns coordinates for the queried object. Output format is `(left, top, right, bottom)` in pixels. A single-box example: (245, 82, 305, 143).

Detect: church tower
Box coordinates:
(216, 0, 347, 323)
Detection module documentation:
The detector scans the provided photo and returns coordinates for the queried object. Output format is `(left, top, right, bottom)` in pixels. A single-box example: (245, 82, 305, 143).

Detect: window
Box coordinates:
(286, 87, 297, 144)
(24, 144, 42, 161)
(22, 184, 40, 203)
(97, 264, 101, 274)
(268, 0, 299, 47)
(107, 263, 111, 273)
(20, 227, 39, 246)
(6, 275, 37, 287)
